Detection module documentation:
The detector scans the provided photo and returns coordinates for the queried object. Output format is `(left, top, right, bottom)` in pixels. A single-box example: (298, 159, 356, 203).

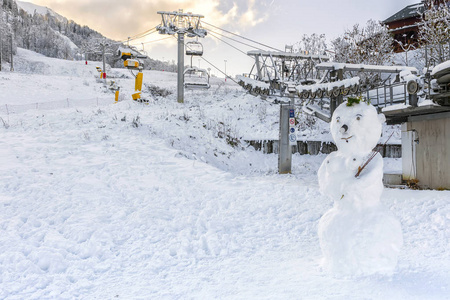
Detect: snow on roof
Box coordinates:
(236, 75, 270, 89)
(383, 3, 424, 24)
(247, 50, 329, 61)
(316, 62, 418, 74)
(296, 77, 360, 92)
(431, 60, 450, 76)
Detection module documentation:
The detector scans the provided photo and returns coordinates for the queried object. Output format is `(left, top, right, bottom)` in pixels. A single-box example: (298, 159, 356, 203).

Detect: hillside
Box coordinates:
(0, 0, 113, 62)
(16, 1, 65, 22)
(0, 49, 449, 299)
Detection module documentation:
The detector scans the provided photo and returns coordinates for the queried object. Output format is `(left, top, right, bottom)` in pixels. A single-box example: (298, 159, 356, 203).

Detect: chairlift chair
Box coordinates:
(184, 67, 210, 89)
(186, 41, 203, 56)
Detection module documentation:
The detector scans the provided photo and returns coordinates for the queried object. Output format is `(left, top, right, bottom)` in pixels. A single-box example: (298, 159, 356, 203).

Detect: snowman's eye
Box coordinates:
(356, 114, 362, 121)
(336, 117, 340, 123)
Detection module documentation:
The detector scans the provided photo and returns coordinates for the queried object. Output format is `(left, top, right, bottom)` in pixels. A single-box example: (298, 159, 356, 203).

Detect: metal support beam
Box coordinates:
(336, 69, 343, 106)
(255, 55, 263, 80)
(177, 32, 184, 103)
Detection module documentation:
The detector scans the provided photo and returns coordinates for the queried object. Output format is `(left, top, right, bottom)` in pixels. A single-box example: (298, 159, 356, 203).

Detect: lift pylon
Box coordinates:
(156, 9, 207, 103)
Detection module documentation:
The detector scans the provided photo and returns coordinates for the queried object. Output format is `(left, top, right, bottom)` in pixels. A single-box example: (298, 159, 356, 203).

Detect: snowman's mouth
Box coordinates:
(341, 136, 353, 143)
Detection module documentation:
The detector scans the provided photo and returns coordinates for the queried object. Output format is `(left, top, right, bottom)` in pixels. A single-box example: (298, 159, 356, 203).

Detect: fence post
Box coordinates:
(5, 104, 9, 115)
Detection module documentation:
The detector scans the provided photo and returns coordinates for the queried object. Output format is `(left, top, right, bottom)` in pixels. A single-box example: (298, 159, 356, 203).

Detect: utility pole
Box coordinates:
(177, 30, 184, 103)
(96, 39, 112, 82)
(156, 10, 207, 103)
(101, 41, 107, 81)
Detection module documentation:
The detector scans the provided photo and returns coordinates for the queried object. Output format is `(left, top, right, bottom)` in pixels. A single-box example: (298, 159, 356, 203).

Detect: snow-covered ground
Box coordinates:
(0, 49, 449, 299)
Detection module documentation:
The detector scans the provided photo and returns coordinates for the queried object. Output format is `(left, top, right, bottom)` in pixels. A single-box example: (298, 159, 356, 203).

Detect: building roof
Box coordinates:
(383, 2, 425, 24)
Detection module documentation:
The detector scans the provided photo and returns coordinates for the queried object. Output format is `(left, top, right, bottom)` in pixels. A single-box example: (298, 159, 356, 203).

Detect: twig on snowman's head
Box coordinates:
(355, 132, 394, 178)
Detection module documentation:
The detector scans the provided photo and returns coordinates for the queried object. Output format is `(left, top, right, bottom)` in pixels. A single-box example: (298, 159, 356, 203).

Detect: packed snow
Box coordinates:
(0, 48, 449, 299)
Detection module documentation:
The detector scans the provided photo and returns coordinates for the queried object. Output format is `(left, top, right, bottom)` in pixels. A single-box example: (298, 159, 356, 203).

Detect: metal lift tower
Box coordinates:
(156, 10, 207, 103)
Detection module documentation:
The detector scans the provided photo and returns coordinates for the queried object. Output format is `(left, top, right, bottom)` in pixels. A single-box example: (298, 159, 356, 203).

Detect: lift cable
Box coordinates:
(207, 31, 255, 59)
(177, 35, 241, 86)
(128, 26, 157, 40)
(181, 36, 299, 103)
(202, 21, 283, 52)
(117, 26, 159, 44)
(130, 36, 173, 47)
(205, 27, 268, 53)
(128, 29, 158, 42)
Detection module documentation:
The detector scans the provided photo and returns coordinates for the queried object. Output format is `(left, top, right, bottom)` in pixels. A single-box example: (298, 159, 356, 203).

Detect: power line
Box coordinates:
(208, 31, 254, 58)
(205, 27, 266, 52)
(129, 27, 157, 39)
(130, 36, 173, 47)
(117, 26, 159, 44)
(202, 21, 283, 52)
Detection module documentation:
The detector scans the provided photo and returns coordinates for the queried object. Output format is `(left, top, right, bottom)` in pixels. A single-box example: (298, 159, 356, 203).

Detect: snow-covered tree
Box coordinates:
(418, 1, 450, 67)
(331, 19, 394, 87)
(291, 33, 329, 80)
(293, 33, 328, 55)
(332, 19, 393, 66)
(0, 0, 18, 65)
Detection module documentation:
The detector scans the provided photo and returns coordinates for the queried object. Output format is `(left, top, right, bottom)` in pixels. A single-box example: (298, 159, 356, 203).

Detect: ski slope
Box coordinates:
(0, 49, 449, 299)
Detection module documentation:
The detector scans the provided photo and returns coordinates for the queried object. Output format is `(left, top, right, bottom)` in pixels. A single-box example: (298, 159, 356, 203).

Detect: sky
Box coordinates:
(20, 0, 420, 77)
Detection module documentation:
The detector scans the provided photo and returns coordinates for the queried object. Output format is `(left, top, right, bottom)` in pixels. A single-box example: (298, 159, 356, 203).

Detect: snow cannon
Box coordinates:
(124, 59, 140, 70)
(123, 59, 148, 103)
(117, 47, 133, 60)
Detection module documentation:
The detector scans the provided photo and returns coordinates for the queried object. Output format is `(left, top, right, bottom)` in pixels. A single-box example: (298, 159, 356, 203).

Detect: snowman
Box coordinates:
(317, 97, 403, 277)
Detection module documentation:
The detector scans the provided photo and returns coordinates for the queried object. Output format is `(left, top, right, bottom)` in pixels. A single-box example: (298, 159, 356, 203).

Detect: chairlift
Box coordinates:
(184, 67, 210, 89)
(186, 41, 203, 56)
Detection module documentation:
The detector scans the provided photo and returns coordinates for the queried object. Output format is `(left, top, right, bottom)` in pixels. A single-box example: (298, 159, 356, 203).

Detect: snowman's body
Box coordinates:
(318, 100, 402, 276)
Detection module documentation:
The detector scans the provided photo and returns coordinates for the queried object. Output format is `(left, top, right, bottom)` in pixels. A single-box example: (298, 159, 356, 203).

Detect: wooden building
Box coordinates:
(384, 1, 450, 52)
(383, 2, 425, 52)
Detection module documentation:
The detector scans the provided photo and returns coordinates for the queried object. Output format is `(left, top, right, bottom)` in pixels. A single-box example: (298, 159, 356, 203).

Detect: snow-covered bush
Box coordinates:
(146, 84, 173, 98)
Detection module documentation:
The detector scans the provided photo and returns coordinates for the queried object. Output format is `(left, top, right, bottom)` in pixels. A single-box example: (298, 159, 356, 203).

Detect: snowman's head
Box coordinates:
(330, 99, 386, 155)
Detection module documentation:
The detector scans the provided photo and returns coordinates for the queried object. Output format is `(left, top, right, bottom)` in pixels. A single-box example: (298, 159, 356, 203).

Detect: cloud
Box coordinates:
(30, 0, 273, 41)
(238, 0, 269, 27)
